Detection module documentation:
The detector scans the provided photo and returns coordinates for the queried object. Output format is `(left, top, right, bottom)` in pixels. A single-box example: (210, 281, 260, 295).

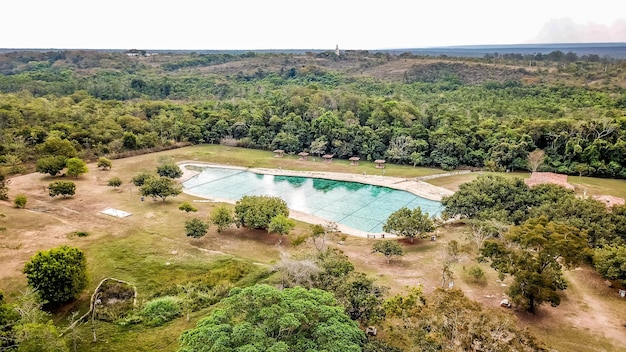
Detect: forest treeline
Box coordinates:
(0, 49, 625, 177)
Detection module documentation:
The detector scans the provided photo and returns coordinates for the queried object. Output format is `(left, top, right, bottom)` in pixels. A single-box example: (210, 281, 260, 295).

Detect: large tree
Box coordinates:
(481, 216, 589, 312)
(234, 195, 289, 230)
(139, 177, 182, 202)
(383, 207, 434, 243)
(178, 285, 364, 352)
(23, 246, 88, 305)
(35, 156, 67, 177)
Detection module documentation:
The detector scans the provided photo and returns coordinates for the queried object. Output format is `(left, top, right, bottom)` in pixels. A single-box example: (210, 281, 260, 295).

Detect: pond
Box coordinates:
(183, 167, 443, 234)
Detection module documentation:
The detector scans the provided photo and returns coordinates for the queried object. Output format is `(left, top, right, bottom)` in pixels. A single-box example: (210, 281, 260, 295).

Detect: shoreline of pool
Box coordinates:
(176, 161, 453, 238)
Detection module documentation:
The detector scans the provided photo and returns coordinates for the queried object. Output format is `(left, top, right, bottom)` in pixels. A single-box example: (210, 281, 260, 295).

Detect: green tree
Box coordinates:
(179, 285, 364, 352)
(267, 214, 295, 243)
(35, 156, 67, 176)
(40, 136, 76, 158)
(97, 157, 112, 170)
(23, 246, 88, 305)
(178, 201, 197, 213)
(14, 322, 69, 352)
(234, 195, 289, 230)
(48, 181, 76, 198)
(107, 177, 122, 188)
(442, 175, 531, 224)
(156, 163, 183, 179)
(139, 177, 182, 202)
(593, 245, 626, 285)
(65, 157, 88, 178)
(210, 205, 234, 232)
(481, 217, 589, 312)
(14, 194, 27, 208)
(184, 218, 208, 238)
(131, 171, 155, 186)
(372, 240, 404, 263)
(383, 207, 434, 243)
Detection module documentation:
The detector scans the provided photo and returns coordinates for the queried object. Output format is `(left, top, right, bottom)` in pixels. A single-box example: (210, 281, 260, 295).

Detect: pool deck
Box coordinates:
(177, 161, 453, 238)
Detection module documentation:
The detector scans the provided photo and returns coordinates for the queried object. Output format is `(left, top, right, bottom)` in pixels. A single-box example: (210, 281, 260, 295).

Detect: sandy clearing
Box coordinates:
(177, 161, 453, 238)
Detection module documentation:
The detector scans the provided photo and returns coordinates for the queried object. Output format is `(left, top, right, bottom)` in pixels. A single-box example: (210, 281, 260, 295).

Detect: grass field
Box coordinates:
(2, 144, 625, 351)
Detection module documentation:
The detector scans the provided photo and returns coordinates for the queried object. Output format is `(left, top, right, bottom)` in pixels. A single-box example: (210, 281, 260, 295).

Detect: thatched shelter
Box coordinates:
(374, 159, 386, 168)
(273, 149, 285, 158)
(298, 151, 309, 161)
(349, 156, 360, 166)
(322, 154, 334, 163)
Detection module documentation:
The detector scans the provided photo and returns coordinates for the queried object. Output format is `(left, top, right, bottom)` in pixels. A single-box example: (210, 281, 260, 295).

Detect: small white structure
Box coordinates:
(101, 208, 132, 218)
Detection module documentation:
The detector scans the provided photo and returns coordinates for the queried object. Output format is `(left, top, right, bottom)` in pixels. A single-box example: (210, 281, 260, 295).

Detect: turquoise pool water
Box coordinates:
(183, 167, 442, 233)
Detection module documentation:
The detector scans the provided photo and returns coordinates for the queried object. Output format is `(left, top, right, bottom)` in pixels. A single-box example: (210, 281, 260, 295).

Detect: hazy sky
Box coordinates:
(3, 0, 625, 50)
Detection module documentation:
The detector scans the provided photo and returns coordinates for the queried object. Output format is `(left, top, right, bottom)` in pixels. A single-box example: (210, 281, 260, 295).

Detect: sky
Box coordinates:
(2, 0, 625, 50)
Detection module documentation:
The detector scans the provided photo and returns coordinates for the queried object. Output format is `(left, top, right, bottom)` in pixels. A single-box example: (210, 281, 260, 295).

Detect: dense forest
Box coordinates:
(0, 49, 625, 177)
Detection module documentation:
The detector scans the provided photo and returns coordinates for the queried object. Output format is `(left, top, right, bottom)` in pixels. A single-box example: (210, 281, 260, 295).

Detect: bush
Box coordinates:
(107, 177, 122, 188)
(178, 202, 197, 213)
(67, 231, 89, 238)
(234, 195, 289, 230)
(467, 265, 486, 283)
(23, 246, 88, 304)
(48, 181, 76, 198)
(14, 194, 27, 208)
(185, 218, 208, 238)
(97, 157, 112, 170)
(141, 296, 181, 326)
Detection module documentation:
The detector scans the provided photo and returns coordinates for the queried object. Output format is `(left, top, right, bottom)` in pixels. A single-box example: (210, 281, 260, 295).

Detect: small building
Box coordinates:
(349, 156, 360, 166)
(374, 159, 386, 169)
(322, 154, 334, 163)
(273, 149, 285, 158)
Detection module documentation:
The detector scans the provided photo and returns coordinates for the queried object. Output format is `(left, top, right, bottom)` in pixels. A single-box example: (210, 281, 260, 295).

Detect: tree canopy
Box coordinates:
(23, 246, 88, 305)
(178, 284, 364, 352)
(383, 207, 434, 243)
(481, 217, 589, 312)
(234, 195, 289, 230)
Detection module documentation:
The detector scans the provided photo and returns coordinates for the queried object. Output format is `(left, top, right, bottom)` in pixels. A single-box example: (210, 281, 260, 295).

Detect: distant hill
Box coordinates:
(1, 42, 625, 58)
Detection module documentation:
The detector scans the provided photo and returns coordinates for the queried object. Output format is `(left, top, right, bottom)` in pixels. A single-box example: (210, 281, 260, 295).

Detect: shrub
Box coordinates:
(23, 246, 88, 304)
(107, 176, 122, 188)
(48, 181, 76, 198)
(467, 265, 486, 283)
(14, 194, 27, 208)
(185, 218, 208, 238)
(141, 296, 181, 326)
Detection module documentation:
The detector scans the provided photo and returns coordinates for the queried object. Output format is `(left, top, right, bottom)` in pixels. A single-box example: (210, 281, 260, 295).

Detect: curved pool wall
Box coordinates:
(183, 167, 443, 234)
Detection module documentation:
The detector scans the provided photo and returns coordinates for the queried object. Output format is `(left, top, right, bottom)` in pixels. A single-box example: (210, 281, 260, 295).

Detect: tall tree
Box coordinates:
(179, 285, 364, 352)
(481, 217, 589, 312)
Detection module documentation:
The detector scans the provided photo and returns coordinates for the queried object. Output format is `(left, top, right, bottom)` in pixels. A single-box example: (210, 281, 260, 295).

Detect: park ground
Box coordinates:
(1, 144, 626, 351)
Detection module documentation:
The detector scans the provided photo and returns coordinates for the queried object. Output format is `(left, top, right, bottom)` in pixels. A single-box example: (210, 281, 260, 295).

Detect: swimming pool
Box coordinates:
(183, 167, 443, 234)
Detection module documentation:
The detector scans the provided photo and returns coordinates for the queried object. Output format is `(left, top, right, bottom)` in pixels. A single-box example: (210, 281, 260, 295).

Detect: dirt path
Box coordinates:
(560, 268, 626, 348)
